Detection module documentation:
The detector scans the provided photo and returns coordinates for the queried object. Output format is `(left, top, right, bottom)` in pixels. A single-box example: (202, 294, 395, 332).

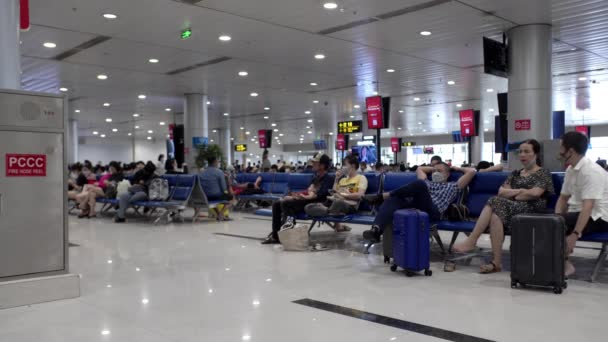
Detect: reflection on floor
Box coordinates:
(0, 210, 607, 342)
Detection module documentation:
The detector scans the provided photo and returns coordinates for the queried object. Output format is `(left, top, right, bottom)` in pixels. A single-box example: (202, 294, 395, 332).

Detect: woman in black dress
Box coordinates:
(453, 139, 554, 273)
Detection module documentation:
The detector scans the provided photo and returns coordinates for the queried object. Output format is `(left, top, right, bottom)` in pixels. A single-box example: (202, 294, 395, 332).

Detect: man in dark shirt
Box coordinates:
(262, 153, 334, 244)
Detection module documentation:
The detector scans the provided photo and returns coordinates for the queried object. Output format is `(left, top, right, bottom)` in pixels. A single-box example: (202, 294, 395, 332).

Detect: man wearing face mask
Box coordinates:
(555, 132, 608, 276)
(362, 162, 476, 243)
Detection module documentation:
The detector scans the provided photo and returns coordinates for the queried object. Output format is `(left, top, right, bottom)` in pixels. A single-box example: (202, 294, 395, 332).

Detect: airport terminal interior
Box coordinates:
(1, 0, 608, 341)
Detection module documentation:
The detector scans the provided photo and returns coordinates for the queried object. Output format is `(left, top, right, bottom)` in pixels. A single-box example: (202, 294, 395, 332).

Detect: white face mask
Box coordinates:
(431, 172, 446, 183)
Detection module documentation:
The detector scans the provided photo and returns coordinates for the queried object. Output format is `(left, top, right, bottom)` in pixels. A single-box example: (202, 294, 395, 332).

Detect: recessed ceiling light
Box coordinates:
(273, 129, 279, 132)
(59, 87, 68, 92)
(264, 107, 270, 110)
(307, 119, 313, 123)
(271, 123, 277, 127)
(251, 138, 255, 142)
(354, 104, 360, 109)
(314, 54, 325, 60)
(386, 69, 395, 73)
(484, 128, 489, 132)
(349, 115, 355, 118)
(165, 108, 171, 112)
(219, 35, 232, 42)
(398, 110, 404, 113)
(418, 122, 422, 125)
(279, 133, 284, 137)
(308, 131, 313, 134)
(135, 125, 140, 129)
(128, 133, 132, 136)
(486, 88, 494, 92)
(329, 132, 333, 135)
(578, 77, 587, 81)
(212, 129, 217, 133)
(323, 2, 338, 10)
(240, 127, 245, 130)
(75, 109, 80, 113)
(159, 122, 166, 126)
(223, 112, 229, 116)
(141, 298, 149, 304)
(245, 131, 250, 135)
(306, 126, 311, 129)
(263, 116, 269, 119)
(105, 118, 112, 122)
(484, 120, 489, 124)
(93, 131, 99, 135)
(97, 74, 108, 80)
(103, 102, 110, 107)
(313, 100, 319, 104)
(310, 82, 318, 86)
(423, 129, 427, 132)
(414, 97, 420, 101)
(447, 80, 455, 85)
(207, 101, 211, 105)
(489, 108, 495, 112)
(100, 134, 106, 138)
(147, 136, 152, 140)
(148, 58, 159, 63)
(103, 13, 118, 19)
(398, 127, 402, 130)
(43, 42, 57, 48)
(138, 94, 147, 99)
(147, 130, 153, 134)
(420, 31, 432, 36)
(373, 91, 378, 95)
(112, 128, 118, 132)
(238, 71, 248, 77)
(133, 113, 140, 117)
(456, 103, 463, 107)
(305, 110, 311, 114)
(101, 330, 110, 336)
(250, 92, 259, 97)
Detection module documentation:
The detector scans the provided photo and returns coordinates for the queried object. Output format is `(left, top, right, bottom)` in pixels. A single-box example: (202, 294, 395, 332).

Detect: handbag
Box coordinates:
(278, 223, 310, 251)
(447, 203, 469, 221)
(104, 184, 118, 199)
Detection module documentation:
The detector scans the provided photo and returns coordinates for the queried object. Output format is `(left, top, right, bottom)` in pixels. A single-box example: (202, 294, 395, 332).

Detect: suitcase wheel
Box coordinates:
(424, 269, 432, 277)
(384, 256, 391, 264)
(405, 270, 415, 277)
(390, 264, 398, 272)
(553, 287, 563, 294)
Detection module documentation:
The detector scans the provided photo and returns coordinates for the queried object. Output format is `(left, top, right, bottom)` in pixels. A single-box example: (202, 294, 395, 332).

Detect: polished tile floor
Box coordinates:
(1, 211, 607, 342)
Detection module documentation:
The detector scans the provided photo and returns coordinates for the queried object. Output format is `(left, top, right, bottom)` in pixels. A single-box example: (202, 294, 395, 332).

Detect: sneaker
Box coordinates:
(362, 226, 381, 243)
(114, 217, 126, 223)
(363, 194, 384, 205)
(261, 235, 280, 245)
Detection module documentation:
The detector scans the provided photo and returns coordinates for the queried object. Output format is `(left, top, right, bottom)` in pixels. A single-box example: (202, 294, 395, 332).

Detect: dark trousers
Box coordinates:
(271, 199, 315, 236)
(373, 180, 439, 233)
(563, 212, 608, 235)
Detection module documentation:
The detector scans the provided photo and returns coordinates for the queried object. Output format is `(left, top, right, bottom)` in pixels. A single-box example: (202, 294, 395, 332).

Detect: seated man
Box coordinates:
(430, 155, 443, 166)
(362, 163, 477, 242)
(555, 132, 608, 276)
(200, 156, 234, 220)
(261, 153, 334, 244)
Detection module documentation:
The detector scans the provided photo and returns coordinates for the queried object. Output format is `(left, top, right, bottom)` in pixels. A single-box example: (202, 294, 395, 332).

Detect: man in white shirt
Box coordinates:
(555, 132, 608, 276)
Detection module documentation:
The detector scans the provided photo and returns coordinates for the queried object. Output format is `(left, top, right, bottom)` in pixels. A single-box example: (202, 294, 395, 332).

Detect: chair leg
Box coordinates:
(448, 232, 460, 254)
(430, 224, 446, 254)
(590, 242, 608, 283)
(308, 220, 318, 234)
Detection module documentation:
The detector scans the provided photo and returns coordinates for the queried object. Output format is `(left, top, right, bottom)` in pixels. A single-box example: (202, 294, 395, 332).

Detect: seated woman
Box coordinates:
(453, 139, 554, 273)
(67, 163, 87, 201)
(76, 162, 124, 218)
(304, 155, 368, 232)
(115, 161, 156, 223)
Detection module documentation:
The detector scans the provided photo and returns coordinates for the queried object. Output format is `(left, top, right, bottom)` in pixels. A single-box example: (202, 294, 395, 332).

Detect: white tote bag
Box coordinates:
(278, 223, 310, 251)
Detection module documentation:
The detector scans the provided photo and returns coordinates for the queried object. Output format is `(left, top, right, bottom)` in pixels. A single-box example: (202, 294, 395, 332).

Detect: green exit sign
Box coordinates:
(181, 28, 192, 40)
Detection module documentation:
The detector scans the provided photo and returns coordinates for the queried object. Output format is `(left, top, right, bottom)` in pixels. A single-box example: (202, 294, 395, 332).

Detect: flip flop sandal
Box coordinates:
(443, 261, 456, 272)
(479, 261, 502, 274)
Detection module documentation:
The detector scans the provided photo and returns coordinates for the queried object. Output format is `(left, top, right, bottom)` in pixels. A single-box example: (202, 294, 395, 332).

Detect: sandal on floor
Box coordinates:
(443, 261, 456, 272)
(479, 262, 502, 274)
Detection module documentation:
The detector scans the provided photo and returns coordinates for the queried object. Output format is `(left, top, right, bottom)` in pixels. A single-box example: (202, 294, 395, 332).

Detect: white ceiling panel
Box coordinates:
(20, 25, 97, 59)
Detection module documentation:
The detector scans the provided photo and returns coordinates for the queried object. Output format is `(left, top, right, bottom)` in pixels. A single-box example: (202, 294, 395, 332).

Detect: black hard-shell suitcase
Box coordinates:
(510, 214, 567, 294)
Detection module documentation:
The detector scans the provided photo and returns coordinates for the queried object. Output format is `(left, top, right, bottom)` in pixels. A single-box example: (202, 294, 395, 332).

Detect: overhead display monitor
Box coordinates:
(483, 37, 508, 78)
(366, 96, 384, 129)
(402, 141, 416, 147)
(336, 134, 349, 151)
(337, 120, 362, 134)
(234, 144, 247, 152)
(258, 130, 272, 149)
(390, 137, 402, 153)
(459, 109, 477, 137)
(313, 140, 327, 150)
(423, 146, 435, 154)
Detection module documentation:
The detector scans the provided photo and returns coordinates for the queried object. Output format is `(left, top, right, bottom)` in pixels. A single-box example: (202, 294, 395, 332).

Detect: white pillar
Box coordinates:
(470, 111, 484, 166)
(324, 133, 336, 165)
(507, 24, 552, 169)
(0, 0, 21, 89)
(184, 94, 209, 172)
(67, 119, 78, 163)
(219, 125, 232, 166)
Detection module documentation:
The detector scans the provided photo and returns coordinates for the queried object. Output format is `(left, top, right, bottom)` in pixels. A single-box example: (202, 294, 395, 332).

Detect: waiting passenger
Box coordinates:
(77, 161, 124, 218)
(453, 140, 554, 273)
(115, 161, 156, 223)
(476, 161, 504, 173)
(156, 154, 166, 175)
(67, 164, 87, 201)
(555, 132, 608, 276)
(200, 156, 233, 220)
(430, 155, 443, 166)
(165, 158, 185, 174)
(362, 162, 476, 243)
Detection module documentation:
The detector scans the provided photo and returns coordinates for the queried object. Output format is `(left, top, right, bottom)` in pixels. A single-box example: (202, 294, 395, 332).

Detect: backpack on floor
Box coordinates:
(278, 223, 310, 251)
(148, 178, 170, 201)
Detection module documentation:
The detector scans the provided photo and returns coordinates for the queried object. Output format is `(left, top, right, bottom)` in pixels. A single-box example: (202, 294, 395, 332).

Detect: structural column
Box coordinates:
(0, 0, 21, 89)
(323, 133, 336, 163)
(184, 94, 209, 172)
(67, 119, 78, 163)
(470, 112, 485, 166)
(218, 123, 232, 166)
(507, 24, 552, 169)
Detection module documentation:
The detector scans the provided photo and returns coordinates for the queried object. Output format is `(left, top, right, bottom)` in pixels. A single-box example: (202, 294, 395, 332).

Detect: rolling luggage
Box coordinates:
(390, 209, 432, 277)
(510, 214, 567, 294)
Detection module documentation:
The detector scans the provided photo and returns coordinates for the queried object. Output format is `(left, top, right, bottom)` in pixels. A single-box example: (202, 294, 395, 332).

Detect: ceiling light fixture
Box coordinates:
(350, 115, 355, 118)
(420, 31, 432, 36)
(250, 92, 259, 97)
(329, 132, 333, 135)
(43, 42, 57, 48)
(75, 109, 80, 113)
(264, 107, 270, 111)
(148, 58, 159, 64)
(103, 13, 118, 19)
(310, 82, 318, 86)
(59, 87, 68, 92)
(218, 35, 232, 42)
(133, 113, 140, 117)
(323, 2, 338, 10)
(271, 123, 277, 127)
(93, 131, 99, 135)
(238, 71, 248, 77)
(207, 101, 211, 105)
(386, 69, 395, 73)
(240, 127, 244, 130)
(398, 110, 404, 113)
(264, 116, 269, 119)
(147, 136, 152, 140)
(112, 128, 118, 132)
(489, 108, 495, 112)
(456, 103, 462, 107)
(135, 125, 140, 129)
(103, 102, 110, 107)
(147, 130, 153, 134)
(128, 133, 132, 136)
(414, 97, 420, 101)
(100, 134, 106, 138)
(354, 104, 360, 109)
(447, 80, 455, 85)
(313, 100, 319, 104)
(273, 129, 279, 132)
(578, 77, 587, 81)
(486, 88, 494, 92)
(138, 94, 147, 99)
(165, 108, 171, 112)
(97, 74, 108, 80)
(105, 118, 112, 122)
(307, 119, 313, 123)
(223, 112, 229, 116)
(305, 110, 311, 114)
(314, 54, 325, 60)
(159, 122, 166, 125)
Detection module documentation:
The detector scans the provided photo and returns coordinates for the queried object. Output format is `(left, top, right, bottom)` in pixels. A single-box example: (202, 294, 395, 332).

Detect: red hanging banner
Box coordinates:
(575, 125, 590, 137)
(390, 137, 400, 153)
(20, 0, 30, 31)
(459, 109, 476, 137)
(336, 134, 346, 151)
(365, 96, 384, 129)
(258, 130, 268, 149)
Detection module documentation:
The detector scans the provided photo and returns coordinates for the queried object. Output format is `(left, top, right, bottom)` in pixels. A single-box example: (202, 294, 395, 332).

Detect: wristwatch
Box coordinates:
(572, 231, 582, 238)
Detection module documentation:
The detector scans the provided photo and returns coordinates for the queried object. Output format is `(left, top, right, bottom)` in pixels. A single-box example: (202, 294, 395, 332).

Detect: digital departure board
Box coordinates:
(337, 120, 363, 134)
(401, 141, 416, 147)
(234, 144, 247, 152)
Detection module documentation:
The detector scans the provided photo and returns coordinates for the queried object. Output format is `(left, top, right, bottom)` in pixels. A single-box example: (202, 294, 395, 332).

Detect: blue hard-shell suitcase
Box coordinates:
(391, 209, 432, 277)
